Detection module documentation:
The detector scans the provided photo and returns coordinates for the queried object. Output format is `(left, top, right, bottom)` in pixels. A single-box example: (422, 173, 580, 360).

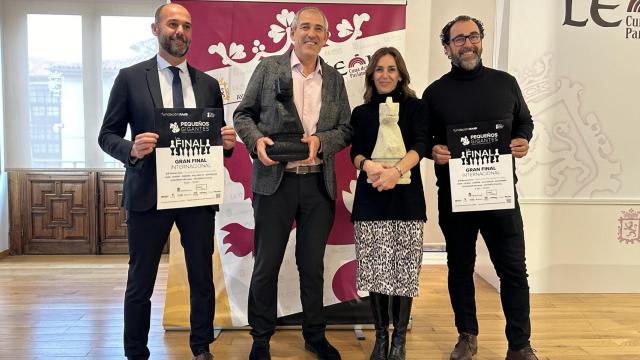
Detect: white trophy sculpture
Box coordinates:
(370, 96, 411, 184)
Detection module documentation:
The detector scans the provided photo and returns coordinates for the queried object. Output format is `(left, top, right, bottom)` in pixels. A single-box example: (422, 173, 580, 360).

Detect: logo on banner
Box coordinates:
(618, 208, 640, 244)
(514, 54, 621, 197)
(563, 0, 640, 39)
(349, 55, 366, 67)
(218, 78, 231, 102)
(170, 122, 180, 133)
(345, 54, 369, 78)
(332, 53, 372, 78)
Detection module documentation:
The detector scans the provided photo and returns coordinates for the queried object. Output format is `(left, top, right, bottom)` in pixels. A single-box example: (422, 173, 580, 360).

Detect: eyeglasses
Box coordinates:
(450, 33, 483, 46)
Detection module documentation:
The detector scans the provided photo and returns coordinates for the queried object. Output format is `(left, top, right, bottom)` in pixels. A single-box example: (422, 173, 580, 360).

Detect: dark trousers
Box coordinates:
(438, 192, 531, 351)
(124, 206, 216, 359)
(248, 172, 335, 342)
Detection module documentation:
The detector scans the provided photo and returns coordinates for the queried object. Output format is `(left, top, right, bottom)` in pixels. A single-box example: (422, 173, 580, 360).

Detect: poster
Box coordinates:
(447, 121, 514, 212)
(155, 108, 224, 210)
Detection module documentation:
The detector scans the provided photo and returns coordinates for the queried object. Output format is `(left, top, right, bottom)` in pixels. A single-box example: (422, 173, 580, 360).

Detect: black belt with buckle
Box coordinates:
(284, 164, 322, 175)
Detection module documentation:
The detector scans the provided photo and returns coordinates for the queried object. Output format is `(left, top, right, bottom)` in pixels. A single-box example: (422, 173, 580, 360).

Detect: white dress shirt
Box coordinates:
(156, 54, 196, 108)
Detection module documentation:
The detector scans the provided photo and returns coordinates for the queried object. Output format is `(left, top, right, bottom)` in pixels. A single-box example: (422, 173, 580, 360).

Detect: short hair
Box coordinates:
(154, 4, 168, 24)
(290, 7, 329, 32)
(363, 47, 416, 103)
(440, 15, 485, 46)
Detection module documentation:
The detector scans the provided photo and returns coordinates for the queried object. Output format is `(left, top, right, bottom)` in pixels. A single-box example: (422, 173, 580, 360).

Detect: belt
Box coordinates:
(284, 164, 323, 174)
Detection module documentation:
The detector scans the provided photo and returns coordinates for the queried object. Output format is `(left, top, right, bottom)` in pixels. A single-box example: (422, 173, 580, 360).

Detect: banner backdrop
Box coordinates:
(164, 0, 406, 327)
(507, 0, 638, 200)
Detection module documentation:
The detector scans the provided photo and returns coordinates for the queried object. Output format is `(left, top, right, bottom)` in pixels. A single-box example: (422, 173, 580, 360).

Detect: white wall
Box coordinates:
(0, 0, 9, 253)
(406, 0, 497, 249)
(497, 0, 639, 293)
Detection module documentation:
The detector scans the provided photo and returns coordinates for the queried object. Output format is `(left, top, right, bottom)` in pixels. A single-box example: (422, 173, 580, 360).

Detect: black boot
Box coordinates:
(388, 295, 412, 360)
(369, 292, 390, 360)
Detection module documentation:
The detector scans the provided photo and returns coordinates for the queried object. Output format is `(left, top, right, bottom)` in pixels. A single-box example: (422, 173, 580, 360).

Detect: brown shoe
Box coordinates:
(450, 333, 477, 360)
(192, 351, 214, 360)
(505, 346, 539, 360)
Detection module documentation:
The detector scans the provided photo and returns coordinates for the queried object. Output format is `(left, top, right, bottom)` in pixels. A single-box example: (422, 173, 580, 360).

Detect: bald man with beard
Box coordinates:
(99, 4, 236, 359)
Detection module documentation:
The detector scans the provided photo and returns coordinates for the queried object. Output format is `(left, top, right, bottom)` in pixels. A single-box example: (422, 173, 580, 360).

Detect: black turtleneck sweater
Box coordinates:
(422, 64, 534, 191)
(349, 88, 428, 222)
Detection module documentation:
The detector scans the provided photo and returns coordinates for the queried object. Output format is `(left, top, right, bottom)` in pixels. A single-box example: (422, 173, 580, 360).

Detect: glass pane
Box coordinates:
(101, 16, 157, 168)
(28, 14, 84, 168)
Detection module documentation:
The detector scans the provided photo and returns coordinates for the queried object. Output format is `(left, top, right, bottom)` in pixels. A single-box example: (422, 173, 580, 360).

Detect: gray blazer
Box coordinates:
(233, 50, 352, 200)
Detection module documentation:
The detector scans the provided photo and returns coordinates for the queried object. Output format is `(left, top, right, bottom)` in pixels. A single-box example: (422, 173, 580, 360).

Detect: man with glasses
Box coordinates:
(422, 15, 538, 360)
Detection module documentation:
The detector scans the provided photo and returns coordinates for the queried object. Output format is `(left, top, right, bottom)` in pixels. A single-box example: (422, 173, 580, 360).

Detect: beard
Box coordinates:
(451, 45, 482, 71)
(159, 33, 190, 58)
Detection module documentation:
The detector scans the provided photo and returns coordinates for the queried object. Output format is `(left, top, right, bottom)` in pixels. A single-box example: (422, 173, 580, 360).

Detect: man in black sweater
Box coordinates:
(422, 15, 538, 360)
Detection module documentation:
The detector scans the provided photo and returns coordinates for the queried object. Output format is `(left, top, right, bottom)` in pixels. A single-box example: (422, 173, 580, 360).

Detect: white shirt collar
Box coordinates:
(157, 54, 189, 73)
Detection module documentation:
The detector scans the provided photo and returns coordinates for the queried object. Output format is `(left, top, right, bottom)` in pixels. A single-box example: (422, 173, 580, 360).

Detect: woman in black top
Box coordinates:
(350, 47, 429, 360)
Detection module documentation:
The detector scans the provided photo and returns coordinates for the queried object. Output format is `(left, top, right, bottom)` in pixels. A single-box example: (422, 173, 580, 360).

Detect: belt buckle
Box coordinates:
(296, 166, 309, 175)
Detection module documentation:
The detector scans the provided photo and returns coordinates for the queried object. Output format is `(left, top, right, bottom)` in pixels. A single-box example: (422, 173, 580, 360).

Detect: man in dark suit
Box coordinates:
(234, 6, 352, 360)
(98, 4, 236, 360)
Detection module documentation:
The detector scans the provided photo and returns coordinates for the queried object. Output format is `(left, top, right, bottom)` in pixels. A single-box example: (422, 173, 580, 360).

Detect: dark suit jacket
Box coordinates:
(98, 56, 229, 212)
(233, 50, 352, 200)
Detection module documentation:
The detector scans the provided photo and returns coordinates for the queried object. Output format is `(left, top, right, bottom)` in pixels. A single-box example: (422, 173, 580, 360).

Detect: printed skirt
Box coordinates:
(354, 220, 425, 297)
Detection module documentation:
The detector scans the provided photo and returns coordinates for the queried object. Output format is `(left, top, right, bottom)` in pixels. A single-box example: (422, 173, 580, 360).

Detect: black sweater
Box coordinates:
(349, 88, 428, 222)
(422, 64, 534, 191)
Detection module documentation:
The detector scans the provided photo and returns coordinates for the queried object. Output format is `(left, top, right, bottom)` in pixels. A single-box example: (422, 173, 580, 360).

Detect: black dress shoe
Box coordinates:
(304, 337, 342, 360)
(249, 341, 271, 360)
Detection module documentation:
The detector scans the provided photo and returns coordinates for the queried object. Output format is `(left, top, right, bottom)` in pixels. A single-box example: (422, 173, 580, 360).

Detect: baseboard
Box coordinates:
(422, 250, 446, 265)
(0, 249, 9, 260)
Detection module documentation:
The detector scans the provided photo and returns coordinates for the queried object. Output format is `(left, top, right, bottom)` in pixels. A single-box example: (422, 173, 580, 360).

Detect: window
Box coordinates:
(101, 16, 156, 168)
(3, 1, 157, 169)
(27, 14, 82, 168)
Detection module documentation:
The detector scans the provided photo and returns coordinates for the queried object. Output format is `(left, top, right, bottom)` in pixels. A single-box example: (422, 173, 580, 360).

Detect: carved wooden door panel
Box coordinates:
(23, 172, 97, 254)
(98, 172, 128, 254)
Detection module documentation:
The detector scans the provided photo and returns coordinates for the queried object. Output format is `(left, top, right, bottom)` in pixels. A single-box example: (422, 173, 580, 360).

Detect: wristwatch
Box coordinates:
(358, 158, 368, 171)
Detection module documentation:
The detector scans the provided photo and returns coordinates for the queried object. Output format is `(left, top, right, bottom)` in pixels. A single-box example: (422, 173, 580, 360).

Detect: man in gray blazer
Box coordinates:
(234, 6, 351, 360)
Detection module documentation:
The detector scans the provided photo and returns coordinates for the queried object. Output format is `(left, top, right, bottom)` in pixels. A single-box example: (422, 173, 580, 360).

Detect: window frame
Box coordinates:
(1, 0, 163, 169)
